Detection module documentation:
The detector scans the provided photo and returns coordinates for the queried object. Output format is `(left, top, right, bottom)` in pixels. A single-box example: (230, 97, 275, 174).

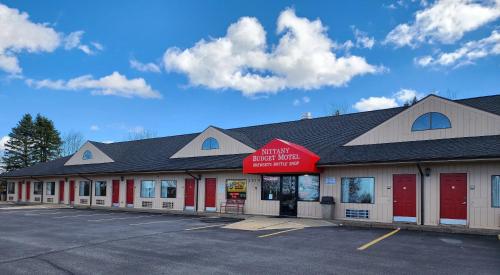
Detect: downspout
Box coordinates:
(416, 163, 425, 226)
(185, 171, 201, 212)
(79, 175, 93, 208)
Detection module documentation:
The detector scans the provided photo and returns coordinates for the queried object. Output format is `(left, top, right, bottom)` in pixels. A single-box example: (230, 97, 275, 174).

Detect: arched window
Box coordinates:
(202, 137, 219, 150)
(82, 150, 93, 160)
(411, 112, 451, 131)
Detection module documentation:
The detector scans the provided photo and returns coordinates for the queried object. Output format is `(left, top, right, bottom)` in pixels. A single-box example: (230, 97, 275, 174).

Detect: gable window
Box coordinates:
(141, 180, 156, 198)
(493, 176, 500, 208)
(79, 181, 90, 196)
(202, 137, 219, 150)
(95, 181, 107, 197)
(161, 180, 177, 198)
(46, 182, 55, 196)
(82, 150, 93, 160)
(341, 177, 375, 204)
(411, 112, 451, 131)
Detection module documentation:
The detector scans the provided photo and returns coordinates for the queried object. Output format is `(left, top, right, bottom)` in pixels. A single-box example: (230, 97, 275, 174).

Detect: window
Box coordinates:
(141, 180, 155, 198)
(161, 180, 177, 198)
(46, 182, 55, 196)
(493, 176, 500, 208)
(82, 150, 93, 160)
(262, 176, 280, 200)
(33, 182, 43, 195)
(341, 177, 375, 204)
(202, 137, 219, 150)
(298, 175, 320, 201)
(95, 181, 107, 196)
(411, 112, 451, 131)
(79, 181, 90, 196)
(7, 182, 15, 194)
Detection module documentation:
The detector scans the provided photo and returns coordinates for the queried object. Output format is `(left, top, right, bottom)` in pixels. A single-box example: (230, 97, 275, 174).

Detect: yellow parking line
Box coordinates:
(357, 228, 400, 251)
(258, 228, 303, 238)
(184, 224, 225, 231)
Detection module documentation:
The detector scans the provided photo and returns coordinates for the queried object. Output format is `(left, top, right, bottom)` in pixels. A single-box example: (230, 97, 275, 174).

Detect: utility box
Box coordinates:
(320, 196, 335, 219)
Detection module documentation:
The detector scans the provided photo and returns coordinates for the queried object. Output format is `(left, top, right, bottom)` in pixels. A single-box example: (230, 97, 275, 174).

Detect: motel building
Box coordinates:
(2, 94, 500, 232)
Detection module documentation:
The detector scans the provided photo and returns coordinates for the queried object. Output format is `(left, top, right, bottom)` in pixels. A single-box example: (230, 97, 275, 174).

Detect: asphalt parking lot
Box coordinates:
(0, 207, 498, 275)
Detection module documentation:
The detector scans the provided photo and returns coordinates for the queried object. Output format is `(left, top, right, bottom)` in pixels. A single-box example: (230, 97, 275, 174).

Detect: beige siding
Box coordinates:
(65, 142, 114, 166)
(171, 127, 255, 158)
(347, 96, 500, 146)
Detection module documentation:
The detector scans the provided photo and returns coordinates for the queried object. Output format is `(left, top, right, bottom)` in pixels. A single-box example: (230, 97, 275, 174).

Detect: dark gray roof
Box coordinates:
(2, 94, 500, 178)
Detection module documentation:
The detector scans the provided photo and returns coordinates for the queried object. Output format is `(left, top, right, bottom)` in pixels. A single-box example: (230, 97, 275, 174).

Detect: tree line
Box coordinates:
(1, 114, 84, 172)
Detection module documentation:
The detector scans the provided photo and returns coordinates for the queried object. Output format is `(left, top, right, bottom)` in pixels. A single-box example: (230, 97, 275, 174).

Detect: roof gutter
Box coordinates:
(416, 163, 425, 226)
(317, 157, 500, 167)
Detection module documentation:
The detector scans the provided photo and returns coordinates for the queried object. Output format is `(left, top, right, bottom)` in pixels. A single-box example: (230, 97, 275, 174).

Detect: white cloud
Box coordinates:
(63, 31, 103, 55)
(352, 27, 375, 49)
(415, 30, 500, 68)
(353, 88, 427, 111)
(293, 96, 311, 106)
(26, 71, 161, 99)
(0, 3, 60, 74)
(90, 125, 100, 131)
(384, 0, 500, 47)
(164, 8, 382, 96)
(130, 59, 161, 73)
(0, 136, 9, 151)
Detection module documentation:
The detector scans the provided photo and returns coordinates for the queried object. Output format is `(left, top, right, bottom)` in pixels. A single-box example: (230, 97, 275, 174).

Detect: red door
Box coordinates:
(112, 180, 120, 205)
(185, 179, 195, 208)
(440, 173, 467, 222)
(69, 180, 75, 204)
(126, 179, 134, 205)
(59, 180, 65, 203)
(205, 178, 216, 210)
(18, 182, 22, 201)
(26, 181, 30, 201)
(393, 174, 417, 221)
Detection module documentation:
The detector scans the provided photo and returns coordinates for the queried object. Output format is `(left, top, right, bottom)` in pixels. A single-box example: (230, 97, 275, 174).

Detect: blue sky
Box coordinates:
(0, 0, 499, 147)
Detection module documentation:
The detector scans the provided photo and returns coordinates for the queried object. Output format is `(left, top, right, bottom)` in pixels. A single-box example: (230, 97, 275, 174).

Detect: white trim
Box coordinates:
(394, 216, 417, 223)
(185, 206, 195, 211)
(126, 204, 134, 208)
(205, 207, 217, 212)
(440, 218, 466, 225)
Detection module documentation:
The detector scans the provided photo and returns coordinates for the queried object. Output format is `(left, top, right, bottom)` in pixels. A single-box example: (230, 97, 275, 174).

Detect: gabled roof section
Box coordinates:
(170, 126, 255, 158)
(64, 141, 114, 166)
(346, 94, 500, 146)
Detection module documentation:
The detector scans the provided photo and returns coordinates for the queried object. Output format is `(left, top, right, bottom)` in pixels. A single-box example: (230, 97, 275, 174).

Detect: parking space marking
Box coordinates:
(357, 228, 400, 251)
(88, 214, 159, 222)
(53, 213, 115, 219)
(24, 211, 65, 216)
(184, 224, 226, 231)
(257, 228, 303, 238)
(129, 217, 199, 226)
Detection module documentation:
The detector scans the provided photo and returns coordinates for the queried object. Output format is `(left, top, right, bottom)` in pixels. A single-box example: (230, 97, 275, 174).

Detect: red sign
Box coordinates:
(243, 139, 320, 174)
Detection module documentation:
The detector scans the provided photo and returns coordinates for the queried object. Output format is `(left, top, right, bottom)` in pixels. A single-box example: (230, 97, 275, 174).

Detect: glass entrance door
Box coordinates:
(280, 176, 297, 216)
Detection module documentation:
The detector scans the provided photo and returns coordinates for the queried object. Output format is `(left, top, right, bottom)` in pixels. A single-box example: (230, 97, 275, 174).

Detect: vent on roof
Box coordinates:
(346, 209, 369, 219)
(301, 112, 313, 120)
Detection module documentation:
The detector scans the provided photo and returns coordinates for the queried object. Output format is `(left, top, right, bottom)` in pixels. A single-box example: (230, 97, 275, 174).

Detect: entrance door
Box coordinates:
(69, 180, 75, 204)
(185, 179, 195, 210)
(26, 181, 30, 201)
(112, 180, 120, 206)
(205, 178, 216, 211)
(126, 179, 134, 206)
(280, 176, 297, 216)
(393, 174, 417, 223)
(440, 173, 467, 225)
(18, 182, 22, 201)
(59, 180, 65, 203)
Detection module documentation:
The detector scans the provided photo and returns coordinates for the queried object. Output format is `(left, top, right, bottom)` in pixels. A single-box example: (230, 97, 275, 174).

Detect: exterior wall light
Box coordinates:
(425, 168, 431, 177)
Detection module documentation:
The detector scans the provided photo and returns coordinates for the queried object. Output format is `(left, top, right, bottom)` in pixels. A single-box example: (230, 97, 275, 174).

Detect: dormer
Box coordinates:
(64, 141, 114, 166)
(346, 95, 500, 146)
(171, 126, 255, 158)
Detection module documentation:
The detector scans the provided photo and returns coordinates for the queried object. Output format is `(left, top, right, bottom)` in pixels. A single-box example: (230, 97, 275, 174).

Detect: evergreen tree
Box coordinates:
(2, 114, 35, 171)
(33, 114, 62, 163)
(411, 96, 418, 105)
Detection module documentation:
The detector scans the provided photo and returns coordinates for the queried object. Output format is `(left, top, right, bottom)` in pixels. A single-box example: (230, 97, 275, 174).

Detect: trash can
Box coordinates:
(320, 196, 335, 219)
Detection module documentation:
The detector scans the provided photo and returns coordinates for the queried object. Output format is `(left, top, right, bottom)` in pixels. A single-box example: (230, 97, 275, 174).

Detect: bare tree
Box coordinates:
(61, 131, 85, 156)
(327, 102, 350, 116)
(127, 129, 157, 141)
